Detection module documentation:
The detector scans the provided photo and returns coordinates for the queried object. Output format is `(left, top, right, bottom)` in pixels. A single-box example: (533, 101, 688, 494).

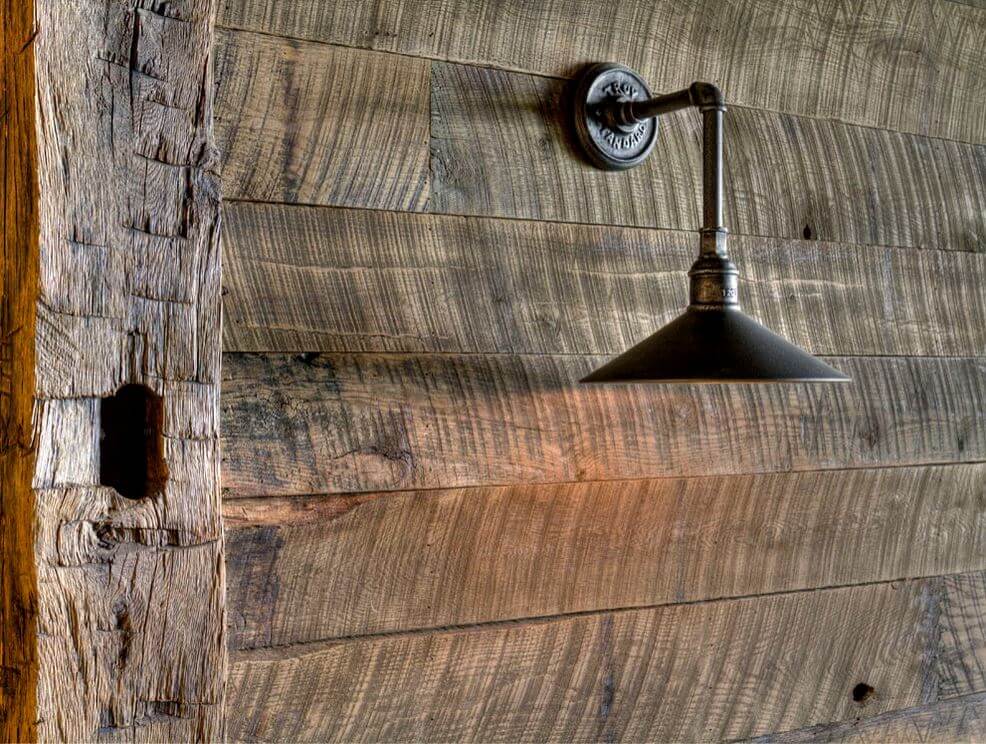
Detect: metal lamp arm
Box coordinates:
(573, 68, 735, 306)
(615, 81, 724, 122)
(603, 82, 726, 241)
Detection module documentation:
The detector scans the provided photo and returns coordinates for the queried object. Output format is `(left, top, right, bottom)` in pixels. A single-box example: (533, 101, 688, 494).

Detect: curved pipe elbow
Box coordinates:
(689, 82, 726, 111)
(616, 81, 726, 125)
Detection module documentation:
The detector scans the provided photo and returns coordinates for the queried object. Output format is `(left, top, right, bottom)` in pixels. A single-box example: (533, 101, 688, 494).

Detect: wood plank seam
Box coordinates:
(221, 194, 986, 258)
(221, 457, 986, 504)
(231, 571, 986, 652)
(225, 570, 986, 741)
(223, 462, 986, 649)
(231, 568, 981, 653)
(214, 24, 986, 151)
(215, 0, 986, 145)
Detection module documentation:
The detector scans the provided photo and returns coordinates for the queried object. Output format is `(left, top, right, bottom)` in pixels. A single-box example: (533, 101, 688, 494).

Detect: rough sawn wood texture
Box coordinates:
(212, 30, 986, 250)
(217, 0, 986, 144)
(227, 572, 986, 742)
(221, 353, 985, 497)
(2, 0, 227, 740)
(210, 0, 986, 741)
(222, 203, 986, 356)
(224, 464, 986, 649)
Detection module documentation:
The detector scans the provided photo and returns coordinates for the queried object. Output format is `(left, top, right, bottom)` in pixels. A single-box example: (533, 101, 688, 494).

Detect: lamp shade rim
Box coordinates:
(580, 375, 851, 384)
(579, 306, 850, 384)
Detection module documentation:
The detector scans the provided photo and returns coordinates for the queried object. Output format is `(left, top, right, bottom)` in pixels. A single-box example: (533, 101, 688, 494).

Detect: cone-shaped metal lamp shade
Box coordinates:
(582, 306, 849, 383)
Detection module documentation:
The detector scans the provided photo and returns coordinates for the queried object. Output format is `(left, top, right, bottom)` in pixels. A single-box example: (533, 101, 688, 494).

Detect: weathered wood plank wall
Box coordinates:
(214, 0, 986, 740)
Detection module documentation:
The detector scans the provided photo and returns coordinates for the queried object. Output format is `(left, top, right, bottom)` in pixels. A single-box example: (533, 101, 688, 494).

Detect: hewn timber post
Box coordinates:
(1, 0, 226, 740)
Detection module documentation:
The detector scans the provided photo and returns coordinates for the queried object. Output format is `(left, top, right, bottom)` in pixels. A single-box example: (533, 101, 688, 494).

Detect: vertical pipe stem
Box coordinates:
(702, 107, 724, 233)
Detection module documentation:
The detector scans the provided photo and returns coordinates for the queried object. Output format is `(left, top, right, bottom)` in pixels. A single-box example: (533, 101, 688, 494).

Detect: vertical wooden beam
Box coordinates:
(1, 0, 41, 738)
(2, 0, 225, 740)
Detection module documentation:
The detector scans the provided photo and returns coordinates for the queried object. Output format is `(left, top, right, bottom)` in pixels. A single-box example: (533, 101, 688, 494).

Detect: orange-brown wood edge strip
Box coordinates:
(0, 0, 39, 739)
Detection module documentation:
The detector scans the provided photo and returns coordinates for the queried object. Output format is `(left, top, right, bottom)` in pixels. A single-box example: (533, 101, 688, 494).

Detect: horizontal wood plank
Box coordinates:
(223, 202, 986, 356)
(227, 572, 984, 742)
(224, 464, 986, 649)
(747, 692, 986, 743)
(214, 29, 430, 209)
(431, 63, 986, 248)
(217, 0, 986, 144)
(221, 353, 986, 497)
(212, 31, 986, 245)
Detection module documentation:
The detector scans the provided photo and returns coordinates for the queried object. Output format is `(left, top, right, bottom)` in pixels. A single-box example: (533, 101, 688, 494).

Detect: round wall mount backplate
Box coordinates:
(572, 63, 658, 170)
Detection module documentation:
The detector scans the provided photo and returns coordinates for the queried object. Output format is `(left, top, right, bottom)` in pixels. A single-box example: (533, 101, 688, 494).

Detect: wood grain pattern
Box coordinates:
(431, 63, 986, 247)
(223, 202, 986, 356)
(210, 2, 986, 742)
(214, 29, 430, 210)
(227, 573, 982, 743)
(221, 353, 986, 497)
(938, 572, 986, 699)
(747, 692, 986, 743)
(6, 0, 228, 739)
(0, 0, 40, 738)
(217, 0, 986, 144)
(224, 464, 986, 649)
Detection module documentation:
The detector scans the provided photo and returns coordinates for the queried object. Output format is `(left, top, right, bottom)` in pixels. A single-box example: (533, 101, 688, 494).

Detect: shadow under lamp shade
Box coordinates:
(571, 64, 849, 384)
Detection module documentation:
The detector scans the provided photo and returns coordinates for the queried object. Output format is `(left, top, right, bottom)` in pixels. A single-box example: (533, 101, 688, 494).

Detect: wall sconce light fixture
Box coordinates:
(573, 64, 849, 384)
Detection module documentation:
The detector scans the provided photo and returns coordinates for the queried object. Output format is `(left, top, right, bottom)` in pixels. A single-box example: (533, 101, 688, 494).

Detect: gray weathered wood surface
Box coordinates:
(1, 0, 227, 739)
(227, 572, 986, 742)
(215, 29, 430, 210)
(208, 0, 986, 740)
(213, 29, 986, 252)
(224, 203, 986, 356)
(429, 62, 986, 246)
(221, 353, 985, 497)
(224, 463, 986, 648)
(216, 0, 986, 144)
(746, 692, 986, 742)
